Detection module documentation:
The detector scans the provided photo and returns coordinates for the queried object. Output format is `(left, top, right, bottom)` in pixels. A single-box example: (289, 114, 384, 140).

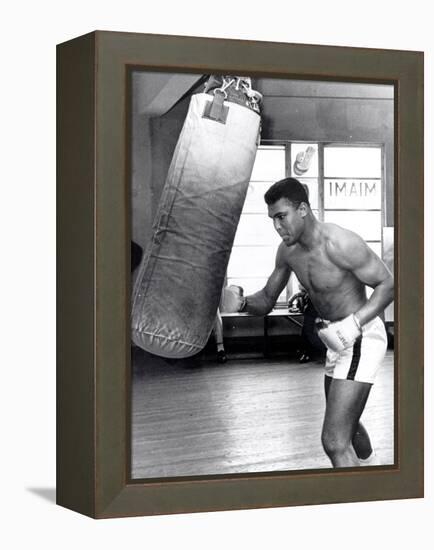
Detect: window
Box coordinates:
(226, 146, 285, 300)
(290, 142, 319, 219)
(227, 142, 385, 308)
(323, 145, 383, 260)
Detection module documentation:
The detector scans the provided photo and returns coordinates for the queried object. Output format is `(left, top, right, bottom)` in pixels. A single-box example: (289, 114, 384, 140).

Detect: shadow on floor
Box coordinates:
(27, 487, 56, 504)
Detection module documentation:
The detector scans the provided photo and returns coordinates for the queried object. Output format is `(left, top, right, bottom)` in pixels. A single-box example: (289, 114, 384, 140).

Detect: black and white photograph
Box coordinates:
(129, 71, 395, 479)
(6, 0, 431, 542)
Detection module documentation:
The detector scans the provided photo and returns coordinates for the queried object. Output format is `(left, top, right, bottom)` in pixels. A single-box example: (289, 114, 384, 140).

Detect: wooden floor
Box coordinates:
(131, 349, 394, 479)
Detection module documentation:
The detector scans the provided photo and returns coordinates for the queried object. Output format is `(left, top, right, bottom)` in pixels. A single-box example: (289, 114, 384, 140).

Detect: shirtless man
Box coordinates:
(222, 177, 394, 468)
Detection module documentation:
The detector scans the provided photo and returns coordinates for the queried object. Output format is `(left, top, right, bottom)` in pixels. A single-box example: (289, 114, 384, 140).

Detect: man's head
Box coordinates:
(264, 178, 311, 246)
(264, 177, 310, 208)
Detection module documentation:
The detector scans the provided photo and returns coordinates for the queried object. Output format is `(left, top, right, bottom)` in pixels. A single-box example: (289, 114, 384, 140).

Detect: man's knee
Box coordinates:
(321, 429, 351, 458)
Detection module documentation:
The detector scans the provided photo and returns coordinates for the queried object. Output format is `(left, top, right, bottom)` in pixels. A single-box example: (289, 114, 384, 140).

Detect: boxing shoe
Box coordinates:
(217, 350, 227, 363)
(316, 314, 362, 352)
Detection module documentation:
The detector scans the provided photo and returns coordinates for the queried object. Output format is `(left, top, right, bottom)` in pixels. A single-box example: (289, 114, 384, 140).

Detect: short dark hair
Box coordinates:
(264, 177, 310, 208)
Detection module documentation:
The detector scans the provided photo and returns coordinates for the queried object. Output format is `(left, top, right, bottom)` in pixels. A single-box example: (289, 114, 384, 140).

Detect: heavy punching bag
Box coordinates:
(131, 76, 262, 358)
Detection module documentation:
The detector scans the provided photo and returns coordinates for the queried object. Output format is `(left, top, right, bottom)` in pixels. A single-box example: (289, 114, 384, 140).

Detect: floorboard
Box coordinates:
(131, 349, 394, 479)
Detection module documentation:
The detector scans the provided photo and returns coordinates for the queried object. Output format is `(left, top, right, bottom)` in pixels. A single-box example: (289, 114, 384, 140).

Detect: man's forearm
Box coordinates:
(355, 276, 394, 326)
(244, 289, 276, 316)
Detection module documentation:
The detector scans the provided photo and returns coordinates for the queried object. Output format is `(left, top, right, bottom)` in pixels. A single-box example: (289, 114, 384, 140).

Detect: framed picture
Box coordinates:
(57, 31, 423, 518)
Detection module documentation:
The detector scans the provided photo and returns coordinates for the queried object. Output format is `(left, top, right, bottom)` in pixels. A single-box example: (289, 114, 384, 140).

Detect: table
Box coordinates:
(221, 308, 304, 357)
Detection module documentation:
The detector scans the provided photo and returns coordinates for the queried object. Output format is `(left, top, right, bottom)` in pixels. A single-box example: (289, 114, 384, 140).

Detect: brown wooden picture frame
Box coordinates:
(57, 31, 423, 519)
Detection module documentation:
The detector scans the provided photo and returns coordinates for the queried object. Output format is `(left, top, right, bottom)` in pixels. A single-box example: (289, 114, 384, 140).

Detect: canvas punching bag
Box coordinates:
(131, 76, 262, 358)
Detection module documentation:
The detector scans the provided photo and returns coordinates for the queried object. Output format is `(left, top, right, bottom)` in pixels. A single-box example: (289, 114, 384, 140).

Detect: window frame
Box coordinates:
(227, 140, 386, 309)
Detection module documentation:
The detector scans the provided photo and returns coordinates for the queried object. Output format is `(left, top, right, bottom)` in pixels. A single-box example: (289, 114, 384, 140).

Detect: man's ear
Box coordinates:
(298, 202, 308, 217)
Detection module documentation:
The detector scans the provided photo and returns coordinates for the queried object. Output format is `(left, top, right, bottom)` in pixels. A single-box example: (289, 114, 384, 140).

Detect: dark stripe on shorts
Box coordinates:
(347, 335, 363, 380)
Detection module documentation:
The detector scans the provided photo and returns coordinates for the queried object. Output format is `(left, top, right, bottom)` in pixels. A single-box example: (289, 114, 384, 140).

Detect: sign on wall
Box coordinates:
(324, 178, 382, 209)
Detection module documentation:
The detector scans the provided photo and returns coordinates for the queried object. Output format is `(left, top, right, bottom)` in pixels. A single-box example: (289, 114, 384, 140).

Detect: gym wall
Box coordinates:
(130, 75, 394, 347)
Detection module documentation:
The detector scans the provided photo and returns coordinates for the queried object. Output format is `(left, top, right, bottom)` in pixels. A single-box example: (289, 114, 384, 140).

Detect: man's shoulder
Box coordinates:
(322, 223, 369, 266)
(322, 222, 363, 247)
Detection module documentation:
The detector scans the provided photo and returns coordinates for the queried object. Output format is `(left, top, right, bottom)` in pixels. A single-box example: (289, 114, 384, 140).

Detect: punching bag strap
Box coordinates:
(203, 88, 229, 124)
(202, 75, 262, 124)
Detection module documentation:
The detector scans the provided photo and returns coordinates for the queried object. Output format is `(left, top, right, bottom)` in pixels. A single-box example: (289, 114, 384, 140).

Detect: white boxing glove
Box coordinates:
(316, 314, 362, 352)
(221, 285, 246, 313)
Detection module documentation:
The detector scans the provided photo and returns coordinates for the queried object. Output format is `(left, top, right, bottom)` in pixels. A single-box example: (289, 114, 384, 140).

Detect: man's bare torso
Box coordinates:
(283, 223, 367, 321)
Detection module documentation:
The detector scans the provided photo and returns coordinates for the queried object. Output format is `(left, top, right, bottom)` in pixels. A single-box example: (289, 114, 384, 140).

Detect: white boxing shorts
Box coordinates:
(324, 316, 388, 384)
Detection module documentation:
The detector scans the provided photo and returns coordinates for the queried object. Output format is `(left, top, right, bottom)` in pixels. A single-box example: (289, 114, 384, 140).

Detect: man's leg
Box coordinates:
(324, 376, 373, 459)
(213, 310, 227, 363)
(352, 423, 374, 460)
(322, 377, 372, 467)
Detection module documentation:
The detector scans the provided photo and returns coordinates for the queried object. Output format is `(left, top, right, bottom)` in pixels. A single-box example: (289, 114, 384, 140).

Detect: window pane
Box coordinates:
(243, 181, 273, 213)
(382, 227, 394, 268)
(324, 146, 382, 178)
(228, 145, 286, 304)
(324, 179, 381, 209)
(227, 277, 286, 303)
(297, 177, 318, 209)
(233, 214, 280, 246)
(250, 146, 286, 181)
(366, 287, 374, 299)
(227, 277, 267, 295)
(287, 273, 302, 298)
(367, 241, 382, 258)
(364, 247, 380, 299)
(382, 227, 394, 322)
(228, 246, 277, 278)
(291, 143, 319, 177)
(324, 210, 382, 241)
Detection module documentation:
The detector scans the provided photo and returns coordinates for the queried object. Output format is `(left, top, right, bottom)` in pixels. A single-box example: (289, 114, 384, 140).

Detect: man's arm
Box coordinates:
(328, 228, 394, 326)
(244, 244, 292, 315)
